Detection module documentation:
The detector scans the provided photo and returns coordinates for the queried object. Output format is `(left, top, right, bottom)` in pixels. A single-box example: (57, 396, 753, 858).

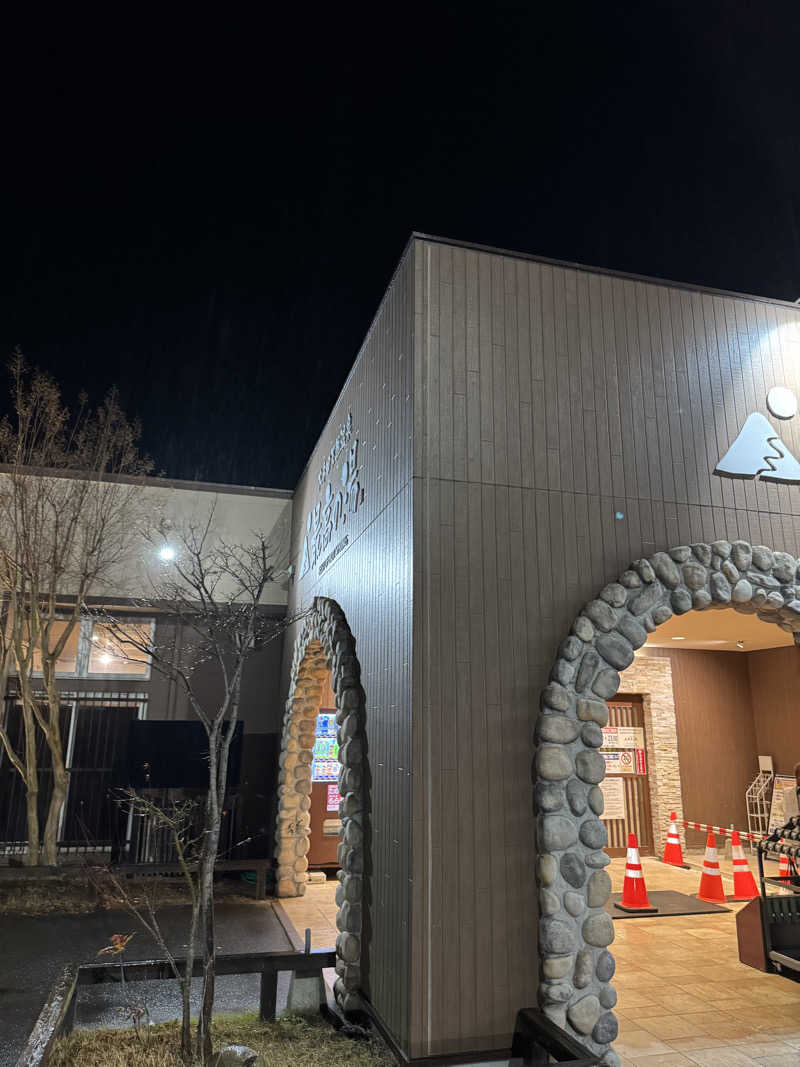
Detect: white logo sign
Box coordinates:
(298, 414, 365, 579)
(715, 387, 800, 485)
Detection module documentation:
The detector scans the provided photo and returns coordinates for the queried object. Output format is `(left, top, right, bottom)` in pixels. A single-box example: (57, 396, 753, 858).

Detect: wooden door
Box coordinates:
(603, 696, 654, 857)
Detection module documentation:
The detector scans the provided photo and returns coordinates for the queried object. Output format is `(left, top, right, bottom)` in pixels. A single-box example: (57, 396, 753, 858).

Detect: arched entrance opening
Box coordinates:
(273, 596, 368, 1012)
(535, 540, 800, 1066)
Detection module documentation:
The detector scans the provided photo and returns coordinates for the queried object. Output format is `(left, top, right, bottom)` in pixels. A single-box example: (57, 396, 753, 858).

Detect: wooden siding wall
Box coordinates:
(747, 646, 800, 777)
(411, 236, 800, 1057)
(283, 247, 414, 1050)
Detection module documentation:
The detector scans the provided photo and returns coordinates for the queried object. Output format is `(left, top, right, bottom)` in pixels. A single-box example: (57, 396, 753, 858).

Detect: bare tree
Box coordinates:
(97, 510, 300, 1064)
(90, 791, 201, 1060)
(0, 353, 151, 864)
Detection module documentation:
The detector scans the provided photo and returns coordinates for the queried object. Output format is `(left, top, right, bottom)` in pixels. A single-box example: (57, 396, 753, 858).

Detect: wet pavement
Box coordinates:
(0, 902, 291, 1066)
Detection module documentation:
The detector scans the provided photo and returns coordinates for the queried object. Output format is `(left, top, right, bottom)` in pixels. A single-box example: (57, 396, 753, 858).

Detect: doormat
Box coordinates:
(606, 890, 730, 919)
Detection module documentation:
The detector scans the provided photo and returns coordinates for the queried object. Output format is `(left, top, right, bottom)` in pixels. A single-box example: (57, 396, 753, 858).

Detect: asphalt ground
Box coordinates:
(0, 902, 291, 1066)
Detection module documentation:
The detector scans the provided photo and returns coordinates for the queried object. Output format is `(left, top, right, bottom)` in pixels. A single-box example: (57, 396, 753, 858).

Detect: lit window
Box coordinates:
(29, 621, 80, 675)
(88, 622, 152, 677)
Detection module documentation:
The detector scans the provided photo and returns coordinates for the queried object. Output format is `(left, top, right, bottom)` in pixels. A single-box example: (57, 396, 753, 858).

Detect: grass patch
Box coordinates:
(0, 875, 258, 917)
(50, 1012, 393, 1066)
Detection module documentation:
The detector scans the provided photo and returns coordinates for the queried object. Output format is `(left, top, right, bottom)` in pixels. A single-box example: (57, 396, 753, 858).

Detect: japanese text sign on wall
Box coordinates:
(601, 726, 644, 749)
(327, 784, 342, 812)
(298, 412, 365, 579)
(599, 777, 626, 821)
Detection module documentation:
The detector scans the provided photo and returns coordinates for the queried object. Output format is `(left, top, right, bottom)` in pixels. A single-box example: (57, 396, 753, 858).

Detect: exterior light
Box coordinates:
(767, 386, 798, 421)
(158, 545, 176, 562)
(671, 636, 686, 641)
(615, 511, 625, 520)
(737, 640, 745, 649)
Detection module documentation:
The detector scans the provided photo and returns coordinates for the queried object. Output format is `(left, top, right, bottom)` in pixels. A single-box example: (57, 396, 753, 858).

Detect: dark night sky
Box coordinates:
(3, 3, 799, 489)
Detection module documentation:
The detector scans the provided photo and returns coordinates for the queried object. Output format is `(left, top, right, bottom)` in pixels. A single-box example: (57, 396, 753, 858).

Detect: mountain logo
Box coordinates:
(715, 387, 800, 485)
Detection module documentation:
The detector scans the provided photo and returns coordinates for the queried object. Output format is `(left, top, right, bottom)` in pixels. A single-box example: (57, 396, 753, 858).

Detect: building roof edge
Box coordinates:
(410, 231, 800, 310)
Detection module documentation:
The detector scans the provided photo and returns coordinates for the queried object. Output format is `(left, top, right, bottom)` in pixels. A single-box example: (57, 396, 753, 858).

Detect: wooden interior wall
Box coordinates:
(747, 646, 800, 777)
(411, 235, 800, 1058)
(643, 647, 757, 848)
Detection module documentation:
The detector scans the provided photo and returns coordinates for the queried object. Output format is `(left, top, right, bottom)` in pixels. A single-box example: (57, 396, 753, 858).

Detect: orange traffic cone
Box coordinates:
(697, 832, 727, 904)
(729, 831, 759, 901)
(662, 812, 687, 868)
(615, 832, 658, 913)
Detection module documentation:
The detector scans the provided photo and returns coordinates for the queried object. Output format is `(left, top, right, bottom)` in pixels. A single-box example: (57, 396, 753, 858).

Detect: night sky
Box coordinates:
(3, 4, 799, 489)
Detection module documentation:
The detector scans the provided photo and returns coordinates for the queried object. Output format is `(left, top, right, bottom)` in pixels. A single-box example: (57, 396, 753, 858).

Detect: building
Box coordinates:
(272, 234, 800, 1065)
(3, 233, 800, 1064)
(0, 475, 291, 863)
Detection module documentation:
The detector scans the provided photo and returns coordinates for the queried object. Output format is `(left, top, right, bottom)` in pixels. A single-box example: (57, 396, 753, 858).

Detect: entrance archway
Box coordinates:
(536, 540, 800, 1065)
(273, 596, 367, 1012)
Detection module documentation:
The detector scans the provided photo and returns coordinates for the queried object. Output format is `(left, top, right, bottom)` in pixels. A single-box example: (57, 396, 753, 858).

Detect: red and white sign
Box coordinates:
(326, 784, 341, 812)
(635, 748, 646, 775)
(602, 750, 635, 774)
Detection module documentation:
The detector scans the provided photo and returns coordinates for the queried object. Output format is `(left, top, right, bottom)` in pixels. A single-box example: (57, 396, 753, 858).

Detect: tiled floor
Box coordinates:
(278, 876, 339, 950)
(610, 855, 800, 1065)
(280, 860, 800, 1065)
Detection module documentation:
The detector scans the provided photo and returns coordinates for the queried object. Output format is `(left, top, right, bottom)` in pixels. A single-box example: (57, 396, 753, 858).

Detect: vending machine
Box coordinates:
(306, 708, 342, 869)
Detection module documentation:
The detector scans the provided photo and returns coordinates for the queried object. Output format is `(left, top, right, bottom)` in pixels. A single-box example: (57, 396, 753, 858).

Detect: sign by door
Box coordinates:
(603, 698, 654, 856)
(602, 750, 635, 774)
(602, 726, 644, 749)
(599, 777, 626, 821)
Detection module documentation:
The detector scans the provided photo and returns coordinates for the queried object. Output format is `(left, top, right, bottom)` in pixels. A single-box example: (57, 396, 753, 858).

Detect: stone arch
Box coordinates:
(535, 540, 800, 1066)
(273, 596, 367, 1012)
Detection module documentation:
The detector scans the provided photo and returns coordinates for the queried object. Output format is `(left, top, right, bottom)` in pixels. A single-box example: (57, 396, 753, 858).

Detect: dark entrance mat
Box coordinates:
(607, 890, 730, 918)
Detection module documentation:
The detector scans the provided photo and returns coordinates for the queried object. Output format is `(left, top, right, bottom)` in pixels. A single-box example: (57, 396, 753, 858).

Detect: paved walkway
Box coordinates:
(610, 856, 800, 1066)
(0, 901, 291, 1067)
(283, 864, 800, 1066)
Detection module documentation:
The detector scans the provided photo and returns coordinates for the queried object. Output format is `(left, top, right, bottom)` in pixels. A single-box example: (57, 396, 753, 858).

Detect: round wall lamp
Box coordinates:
(767, 386, 798, 421)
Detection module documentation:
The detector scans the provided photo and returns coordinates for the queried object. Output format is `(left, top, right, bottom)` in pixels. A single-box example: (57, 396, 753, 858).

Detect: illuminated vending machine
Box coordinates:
(307, 709, 342, 870)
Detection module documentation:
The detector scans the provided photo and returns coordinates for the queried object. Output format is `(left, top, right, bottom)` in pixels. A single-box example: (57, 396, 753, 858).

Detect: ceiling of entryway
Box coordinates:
(645, 609, 797, 652)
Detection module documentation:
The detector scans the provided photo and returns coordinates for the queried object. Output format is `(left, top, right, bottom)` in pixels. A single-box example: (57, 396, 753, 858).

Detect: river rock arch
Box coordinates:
(273, 596, 367, 1012)
(535, 539, 800, 1066)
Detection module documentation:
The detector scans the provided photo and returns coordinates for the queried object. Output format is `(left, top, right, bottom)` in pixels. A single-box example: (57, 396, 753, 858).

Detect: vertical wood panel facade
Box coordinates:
(283, 233, 800, 1060)
(284, 247, 414, 1050)
(411, 235, 800, 1058)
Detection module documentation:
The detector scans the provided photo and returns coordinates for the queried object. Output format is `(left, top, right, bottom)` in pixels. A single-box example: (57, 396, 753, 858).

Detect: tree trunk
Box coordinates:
(42, 744, 67, 866)
(196, 840, 218, 1064)
(196, 740, 222, 1065)
(41, 677, 67, 866)
(181, 897, 199, 1064)
(22, 704, 39, 866)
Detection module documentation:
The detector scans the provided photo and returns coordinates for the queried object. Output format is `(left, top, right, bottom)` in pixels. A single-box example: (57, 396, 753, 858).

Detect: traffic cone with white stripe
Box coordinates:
(729, 830, 759, 901)
(697, 832, 727, 904)
(662, 811, 687, 868)
(615, 832, 658, 913)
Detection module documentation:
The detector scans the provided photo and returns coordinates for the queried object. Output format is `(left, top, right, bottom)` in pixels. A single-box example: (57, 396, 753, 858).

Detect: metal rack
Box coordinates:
(746, 768, 775, 852)
(757, 819, 800, 976)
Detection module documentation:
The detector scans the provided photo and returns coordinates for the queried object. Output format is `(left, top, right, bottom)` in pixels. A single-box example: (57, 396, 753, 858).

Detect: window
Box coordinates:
(29, 621, 80, 675)
(88, 621, 152, 677)
(15, 617, 154, 679)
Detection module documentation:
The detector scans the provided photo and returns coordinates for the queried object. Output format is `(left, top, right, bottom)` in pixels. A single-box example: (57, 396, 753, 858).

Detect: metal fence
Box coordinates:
(0, 691, 254, 864)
